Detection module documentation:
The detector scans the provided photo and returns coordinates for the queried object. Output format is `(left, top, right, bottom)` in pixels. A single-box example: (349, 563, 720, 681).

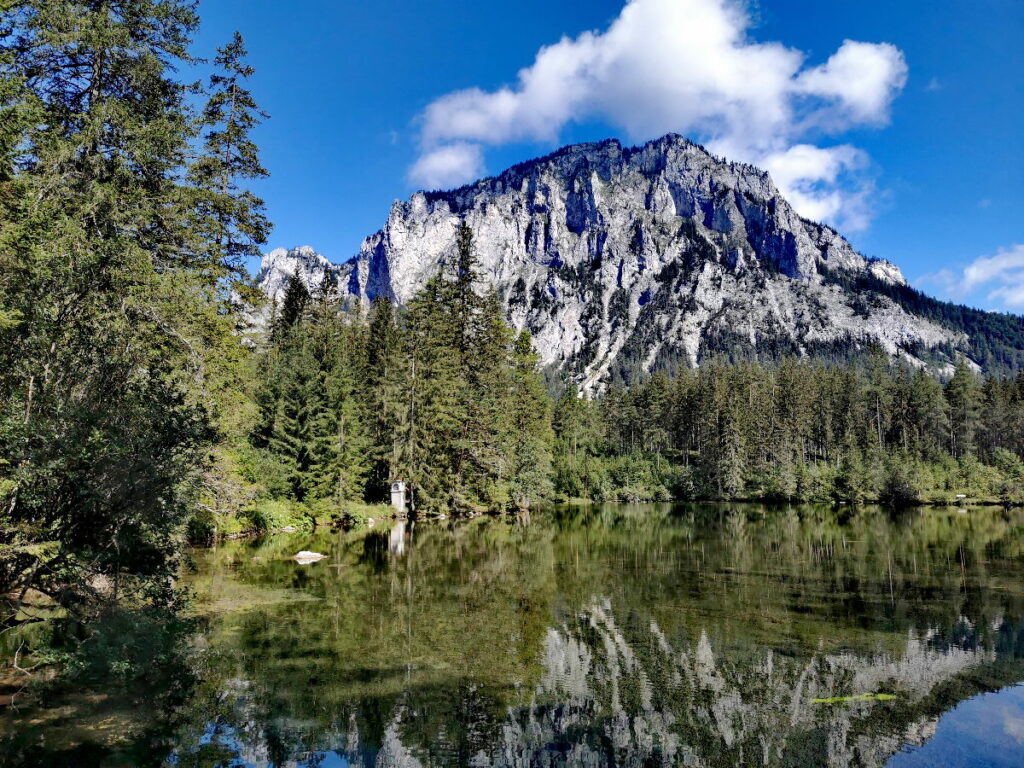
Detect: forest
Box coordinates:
(246, 268, 1024, 520)
(2, 0, 1024, 703)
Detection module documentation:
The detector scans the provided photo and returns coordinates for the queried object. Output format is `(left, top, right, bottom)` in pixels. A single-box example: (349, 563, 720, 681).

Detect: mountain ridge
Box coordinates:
(258, 133, 1024, 390)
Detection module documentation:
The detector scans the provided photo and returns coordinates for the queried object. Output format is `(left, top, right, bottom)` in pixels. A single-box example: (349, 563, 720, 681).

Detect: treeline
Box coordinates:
(247, 288, 1024, 517)
(821, 267, 1024, 372)
(242, 224, 553, 522)
(554, 357, 1024, 505)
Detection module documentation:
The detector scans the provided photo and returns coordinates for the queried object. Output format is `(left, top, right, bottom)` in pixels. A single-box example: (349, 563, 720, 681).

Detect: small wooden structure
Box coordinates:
(391, 481, 407, 515)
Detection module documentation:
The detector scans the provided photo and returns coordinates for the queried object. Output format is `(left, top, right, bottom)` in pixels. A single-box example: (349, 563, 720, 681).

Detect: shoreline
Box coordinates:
(196, 496, 1018, 545)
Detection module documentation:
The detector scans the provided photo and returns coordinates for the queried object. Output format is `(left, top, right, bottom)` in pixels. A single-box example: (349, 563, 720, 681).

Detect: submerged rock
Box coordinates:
(293, 551, 326, 564)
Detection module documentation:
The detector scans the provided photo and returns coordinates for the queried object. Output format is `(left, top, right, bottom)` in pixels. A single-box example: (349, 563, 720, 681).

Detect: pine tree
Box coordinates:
(909, 369, 948, 460)
(274, 272, 311, 338)
(461, 290, 514, 507)
(365, 296, 401, 498)
(307, 319, 372, 504)
(268, 329, 318, 501)
(390, 276, 465, 511)
(189, 31, 270, 295)
(507, 331, 554, 508)
(945, 360, 981, 458)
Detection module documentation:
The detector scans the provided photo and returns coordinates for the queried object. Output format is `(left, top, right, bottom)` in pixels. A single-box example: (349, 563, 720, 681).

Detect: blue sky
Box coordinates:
(193, 0, 1023, 312)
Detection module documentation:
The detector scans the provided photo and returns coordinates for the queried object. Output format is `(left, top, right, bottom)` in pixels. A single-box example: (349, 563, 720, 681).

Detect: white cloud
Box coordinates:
(756, 144, 873, 230)
(410, 0, 908, 232)
(919, 244, 1024, 310)
(408, 142, 484, 189)
(794, 40, 907, 126)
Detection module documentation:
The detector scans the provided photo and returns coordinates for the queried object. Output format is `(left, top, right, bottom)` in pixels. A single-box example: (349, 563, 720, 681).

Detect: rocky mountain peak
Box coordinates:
(258, 245, 344, 304)
(257, 134, 977, 392)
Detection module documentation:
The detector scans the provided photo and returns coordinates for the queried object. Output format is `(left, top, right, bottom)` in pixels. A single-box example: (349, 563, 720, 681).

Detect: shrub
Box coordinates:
(880, 458, 924, 507)
(242, 499, 312, 533)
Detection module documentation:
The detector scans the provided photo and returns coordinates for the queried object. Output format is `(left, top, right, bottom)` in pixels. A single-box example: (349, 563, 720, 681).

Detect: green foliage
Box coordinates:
(251, 225, 555, 515)
(819, 266, 1024, 373)
(0, 1, 269, 644)
(551, 357, 1024, 506)
(243, 499, 312, 533)
(188, 31, 270, 290)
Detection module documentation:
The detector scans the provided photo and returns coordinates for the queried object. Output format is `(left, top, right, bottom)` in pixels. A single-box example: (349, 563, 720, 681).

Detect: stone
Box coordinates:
(293, 551, 327, 564)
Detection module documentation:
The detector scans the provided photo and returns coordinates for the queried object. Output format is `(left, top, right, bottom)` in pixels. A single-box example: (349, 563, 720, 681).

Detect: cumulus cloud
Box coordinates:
(408, 143, 484, 190)
(756, 144, 871, 228)
(794, 40, 907, 126)
(410, 0, 907, 232)
(919, 244, 1024, 310)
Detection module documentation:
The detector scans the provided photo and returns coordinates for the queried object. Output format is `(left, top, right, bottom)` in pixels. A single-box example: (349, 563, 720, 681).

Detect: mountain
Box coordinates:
(258, 134, 1024, 390)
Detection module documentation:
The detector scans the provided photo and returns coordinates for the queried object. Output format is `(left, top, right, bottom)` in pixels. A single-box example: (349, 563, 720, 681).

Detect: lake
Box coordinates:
(5, 503, 1024, 766)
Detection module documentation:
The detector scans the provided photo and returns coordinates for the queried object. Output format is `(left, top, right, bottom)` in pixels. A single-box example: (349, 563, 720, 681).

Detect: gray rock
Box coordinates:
(258, 134, 966, 393)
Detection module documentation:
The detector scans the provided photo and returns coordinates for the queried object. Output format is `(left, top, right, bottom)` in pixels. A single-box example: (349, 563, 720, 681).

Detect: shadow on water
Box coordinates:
(4, 502, 1024, 766)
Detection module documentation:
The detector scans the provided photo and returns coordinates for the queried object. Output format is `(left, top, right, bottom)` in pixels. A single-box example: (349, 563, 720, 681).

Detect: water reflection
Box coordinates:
(388, 518, 407, 557)
(163, 504, 1024, 768)
(6, 503, 1024, 767)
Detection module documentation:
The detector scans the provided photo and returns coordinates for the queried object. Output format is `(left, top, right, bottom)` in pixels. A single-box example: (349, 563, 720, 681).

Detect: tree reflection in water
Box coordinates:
(6, 503, 1024, 767)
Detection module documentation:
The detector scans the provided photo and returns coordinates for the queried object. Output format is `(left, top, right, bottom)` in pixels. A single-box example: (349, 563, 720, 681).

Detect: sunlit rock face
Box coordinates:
(257, 245, 345, 301)
(257, 134, 966, 391)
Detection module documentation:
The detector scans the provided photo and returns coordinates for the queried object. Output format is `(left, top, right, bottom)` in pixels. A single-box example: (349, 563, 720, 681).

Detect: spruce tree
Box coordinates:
(507, 331, 554, 508)
(274, 272, 312, 338)
(0, 0, 246, 624)
(365, 296, 401, 498)
(189, 31, 270, 294)
(268, 329, 318, 501)
(946, 361, 981, 458)
(461, 290, 514, 507)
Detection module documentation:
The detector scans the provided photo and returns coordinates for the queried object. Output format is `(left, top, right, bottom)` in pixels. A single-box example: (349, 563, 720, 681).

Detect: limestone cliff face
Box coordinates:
(258, 134, 966, 390)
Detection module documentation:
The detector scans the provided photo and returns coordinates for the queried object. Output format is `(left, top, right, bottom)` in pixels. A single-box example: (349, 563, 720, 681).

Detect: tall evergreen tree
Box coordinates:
(946, 360, 981, 458)
(273, 272, 311, 338)
(188, 31, 270, 296)
(507, 331, 554, 508)
(365, 296, 401, 497)
(0, 0, 244, 626)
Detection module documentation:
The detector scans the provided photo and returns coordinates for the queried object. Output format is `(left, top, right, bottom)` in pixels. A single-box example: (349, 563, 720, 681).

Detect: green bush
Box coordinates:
(879, 457, 925, 507)
(242, 499, 312, 533)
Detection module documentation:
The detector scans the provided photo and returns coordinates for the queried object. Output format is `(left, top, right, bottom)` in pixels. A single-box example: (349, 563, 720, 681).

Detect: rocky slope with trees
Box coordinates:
(259, 135, 1024, 391)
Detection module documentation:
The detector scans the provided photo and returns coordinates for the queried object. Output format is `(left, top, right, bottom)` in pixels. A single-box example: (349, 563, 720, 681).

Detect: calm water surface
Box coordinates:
(7, 503, 1024, 767)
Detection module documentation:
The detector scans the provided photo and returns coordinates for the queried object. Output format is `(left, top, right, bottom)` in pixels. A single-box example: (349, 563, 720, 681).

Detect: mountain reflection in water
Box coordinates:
(11, 503, 1024, 767)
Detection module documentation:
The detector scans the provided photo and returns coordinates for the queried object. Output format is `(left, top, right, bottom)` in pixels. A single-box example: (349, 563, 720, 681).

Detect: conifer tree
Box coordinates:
(309, 327, 371, 504)
(390, 275, 465, 511)
(461, 290, 514, 506)
(274, 272, 311, 338)
(189, 31, 270, 293)
(268, 329, 318, 500)
(0, 0, 249, 623)
(946, 361, 981, 458)
(507, 331, 554, 508)
(365, 296, 401, 497)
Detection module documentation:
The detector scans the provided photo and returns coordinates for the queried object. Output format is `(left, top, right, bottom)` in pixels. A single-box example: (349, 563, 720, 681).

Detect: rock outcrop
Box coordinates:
(258, 135, 973, 391)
